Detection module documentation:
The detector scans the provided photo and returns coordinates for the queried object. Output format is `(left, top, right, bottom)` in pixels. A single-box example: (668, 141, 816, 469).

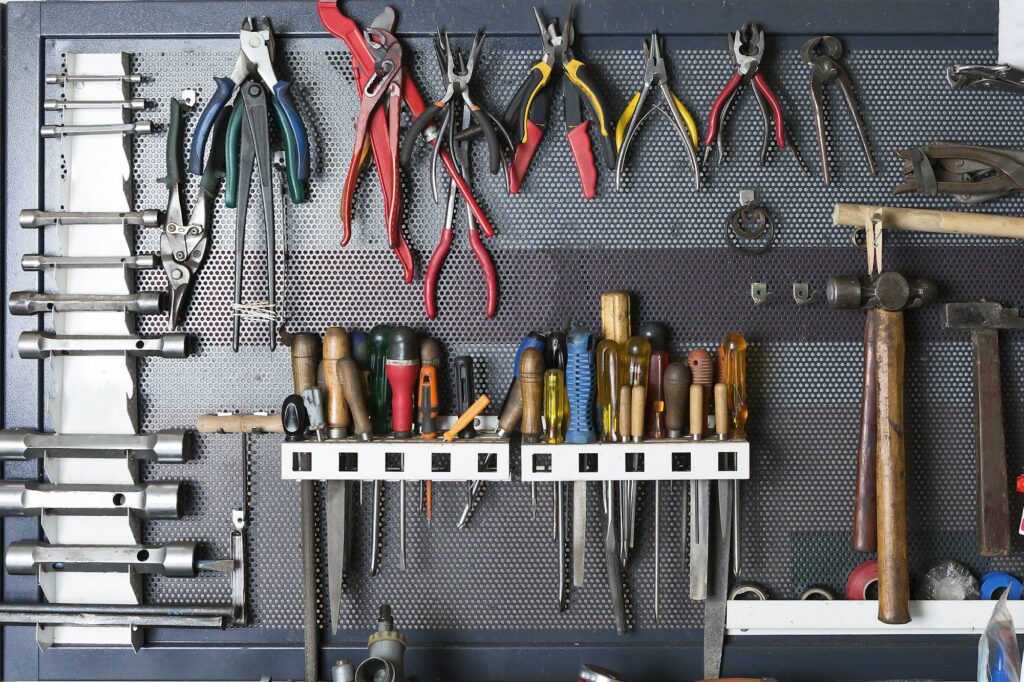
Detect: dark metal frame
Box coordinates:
(0, 1, 1001, 679)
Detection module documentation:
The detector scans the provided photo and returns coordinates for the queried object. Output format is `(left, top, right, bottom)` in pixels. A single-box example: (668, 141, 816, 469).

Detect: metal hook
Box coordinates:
(792, 283, 821, 305)
(750, 282, 772, 306)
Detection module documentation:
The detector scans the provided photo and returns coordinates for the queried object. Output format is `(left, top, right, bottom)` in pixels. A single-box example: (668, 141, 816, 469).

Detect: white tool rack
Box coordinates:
(519, 438, 750, 482)
(280, 416, 510, 482)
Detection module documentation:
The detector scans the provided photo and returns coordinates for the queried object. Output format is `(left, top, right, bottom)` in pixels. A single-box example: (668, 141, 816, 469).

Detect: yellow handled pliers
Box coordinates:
(615, 32, 700, 191)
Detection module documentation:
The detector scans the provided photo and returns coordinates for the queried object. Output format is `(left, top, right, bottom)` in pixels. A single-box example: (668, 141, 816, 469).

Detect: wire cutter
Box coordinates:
(423, 52, 499, 319)
(160, 91, 225, 330)
(401, 30, 507, 204)
(502, 6, 616, 197)
(319, 1, 495, 283)
(704, 24, 802, 171)
(614, 32, 700, 191)
(188, 17, 309, 204)
(801, 35, 876, 186)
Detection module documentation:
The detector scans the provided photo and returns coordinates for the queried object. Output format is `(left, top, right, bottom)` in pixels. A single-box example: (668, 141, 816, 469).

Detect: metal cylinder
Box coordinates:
(8, 291, 164, 315)
(0, 481, 182, 518)
(18, 331, 193, 358)
(0, 429, 191, 463)
(19, 209, 160, 228)
(6, 541, 197, 576)
(21, 254, 158, 271)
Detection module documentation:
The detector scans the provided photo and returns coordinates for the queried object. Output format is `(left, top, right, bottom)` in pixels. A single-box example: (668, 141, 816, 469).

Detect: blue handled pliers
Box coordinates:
(188, 16, 309, 203)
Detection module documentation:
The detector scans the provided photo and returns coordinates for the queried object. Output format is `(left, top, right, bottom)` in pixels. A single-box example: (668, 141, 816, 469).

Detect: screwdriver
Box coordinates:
(418, 338, 442, 523)
(664, 360, 691, 577)
(544, 364, 568, 612)
(722, 332, 748, 575)
(621, 335, 651, 562)
(323, 328, 353, 634)
(366, 326, 390, 575)
(497, 333, 546, 438)
(338, 355, 374, 584)
(545, 332, 568, 542)
(454, 356, 477, 439)
(566, 329, 596, 588)
(520, 348, 545, 445)
(368, 325, 392, 436)
(386, 327, 419, 572)
(350, 329, 370, 397)
(689, 381, 709, 600)
(287, 333, 319, 682)
(596, 339, 621, 442)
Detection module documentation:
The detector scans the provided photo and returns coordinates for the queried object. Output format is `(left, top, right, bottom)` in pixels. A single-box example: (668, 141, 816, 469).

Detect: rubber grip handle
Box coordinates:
(400, 103, 442, 166)
(875, 310, 910, 625)
(471, 106, 502, 175)
(565, 331, 597, 444)
(271, 98, 306, 204)
(467, 228, 498, 318)
(338, 357, 372, 440)
(752, 73, 786, 150)
(509, 119, 545, 195)
(418, 366, 439, 439)
(223, 102, 246, 209)
(566, 122, 597, 200)
(199, 105, 230, 198)
(564, 59, 616, 169)
(424, 228, 453, 319)
(704, 72, 743, 147)
(195, 413, 283, 433)
(160, 97, 186, 187)
(189, 76, 235, 175)
(444, 395, 490, 442)
(385, 364, 420, 437)
(973, 328, 1011, 556)
(272, 81, 310, 180)
(503, 65, 551, 141)
(853, 310, 880, 553)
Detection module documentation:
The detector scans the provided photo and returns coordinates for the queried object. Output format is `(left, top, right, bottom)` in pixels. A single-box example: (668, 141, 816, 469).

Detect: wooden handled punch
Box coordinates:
(519, 348, 545, 443)
(323, 328, 351, 440)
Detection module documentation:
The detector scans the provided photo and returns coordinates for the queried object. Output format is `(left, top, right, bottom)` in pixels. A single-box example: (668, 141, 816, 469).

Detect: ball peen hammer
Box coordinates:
(827, 271, 937, 624)
(940, 301, 1024, 557)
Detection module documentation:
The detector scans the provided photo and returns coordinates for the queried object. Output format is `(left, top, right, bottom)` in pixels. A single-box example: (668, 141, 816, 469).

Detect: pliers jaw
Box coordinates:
(239, 16, 279, 88)
(730, 23, 765, 78)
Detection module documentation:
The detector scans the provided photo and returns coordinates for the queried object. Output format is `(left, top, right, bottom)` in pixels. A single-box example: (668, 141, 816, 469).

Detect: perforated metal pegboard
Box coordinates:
(39, 33, 1024, 638)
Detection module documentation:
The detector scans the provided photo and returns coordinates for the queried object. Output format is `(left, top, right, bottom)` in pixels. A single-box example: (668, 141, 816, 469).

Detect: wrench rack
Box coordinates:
(4, 0, 1024, 680)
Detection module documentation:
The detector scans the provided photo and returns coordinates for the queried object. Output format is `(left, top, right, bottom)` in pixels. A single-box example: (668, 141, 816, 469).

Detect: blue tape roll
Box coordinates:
(980, 572, 1023, 600)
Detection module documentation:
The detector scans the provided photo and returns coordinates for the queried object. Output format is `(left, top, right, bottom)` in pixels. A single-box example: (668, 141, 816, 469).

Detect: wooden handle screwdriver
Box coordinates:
(520, 348, 545, 443)
(337, 357, 372, 441)
(323, 328, 351, 440)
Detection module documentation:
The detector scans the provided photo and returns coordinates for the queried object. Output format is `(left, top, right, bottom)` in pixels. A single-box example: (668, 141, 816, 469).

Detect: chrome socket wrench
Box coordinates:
(0, 429, 192, 463)
(19, 209, 160, 228)
(44, 98, 147, 111)
(22, 254, 158, 271)
(0, 481, 182, 519)
(18, 331, 193, 358)
(6, 541, 197, 577)
(9, 291, 164, 315)
(40, 120, 154, 138)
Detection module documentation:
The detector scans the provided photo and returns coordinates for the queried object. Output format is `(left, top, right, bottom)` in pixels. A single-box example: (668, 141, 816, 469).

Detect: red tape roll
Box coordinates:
(846, 559, 879, 600)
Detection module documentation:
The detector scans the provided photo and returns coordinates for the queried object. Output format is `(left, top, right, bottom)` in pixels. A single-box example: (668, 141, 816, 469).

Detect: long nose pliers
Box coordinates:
(614, 31, 701, 191)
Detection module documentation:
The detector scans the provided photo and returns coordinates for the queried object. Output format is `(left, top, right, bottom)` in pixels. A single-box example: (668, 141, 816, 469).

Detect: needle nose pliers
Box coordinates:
(704, 23, 803, 172)
(401, 30, 507, 204)
(502, 6, 616, 197)
(614, 32, 701, 191)
(188, 17, 309, 204)
(801, 35, 876, 186)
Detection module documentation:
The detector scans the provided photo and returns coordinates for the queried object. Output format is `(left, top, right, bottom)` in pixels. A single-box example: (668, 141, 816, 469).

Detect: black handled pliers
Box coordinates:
(400, 30, 508, 203)
(801, 35, 876, 186)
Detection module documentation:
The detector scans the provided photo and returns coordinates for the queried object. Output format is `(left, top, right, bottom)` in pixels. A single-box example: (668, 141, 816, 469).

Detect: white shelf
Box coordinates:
(520, 439, 749, 482)
(727, 599, 1017, 635)
(280, 433, 510, 482)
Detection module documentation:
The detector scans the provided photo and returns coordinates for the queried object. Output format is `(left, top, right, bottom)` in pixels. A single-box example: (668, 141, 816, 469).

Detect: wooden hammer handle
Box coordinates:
(853, 310, 880, 552)
(875, 310, 910, 625)
(195, 413, 283, 433)
(833, 203, 1024, 240)
(972, 329, 1011, 556)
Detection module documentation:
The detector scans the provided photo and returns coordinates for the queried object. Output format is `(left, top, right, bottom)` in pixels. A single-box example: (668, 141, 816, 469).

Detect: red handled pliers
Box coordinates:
(703, 23, 805, 171)
(318, 0, 495, 283)
(424, 60, 498, 320)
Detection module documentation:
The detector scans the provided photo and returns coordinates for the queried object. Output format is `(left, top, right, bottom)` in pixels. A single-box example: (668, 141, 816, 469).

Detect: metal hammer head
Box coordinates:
(827, 272, 937, 311)
(940, 301, 1024, 331)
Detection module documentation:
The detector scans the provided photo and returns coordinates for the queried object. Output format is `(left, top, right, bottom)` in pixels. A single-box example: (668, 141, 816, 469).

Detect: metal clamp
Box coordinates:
(750, 282, 772, 305)
(792, 283, 821, 305)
